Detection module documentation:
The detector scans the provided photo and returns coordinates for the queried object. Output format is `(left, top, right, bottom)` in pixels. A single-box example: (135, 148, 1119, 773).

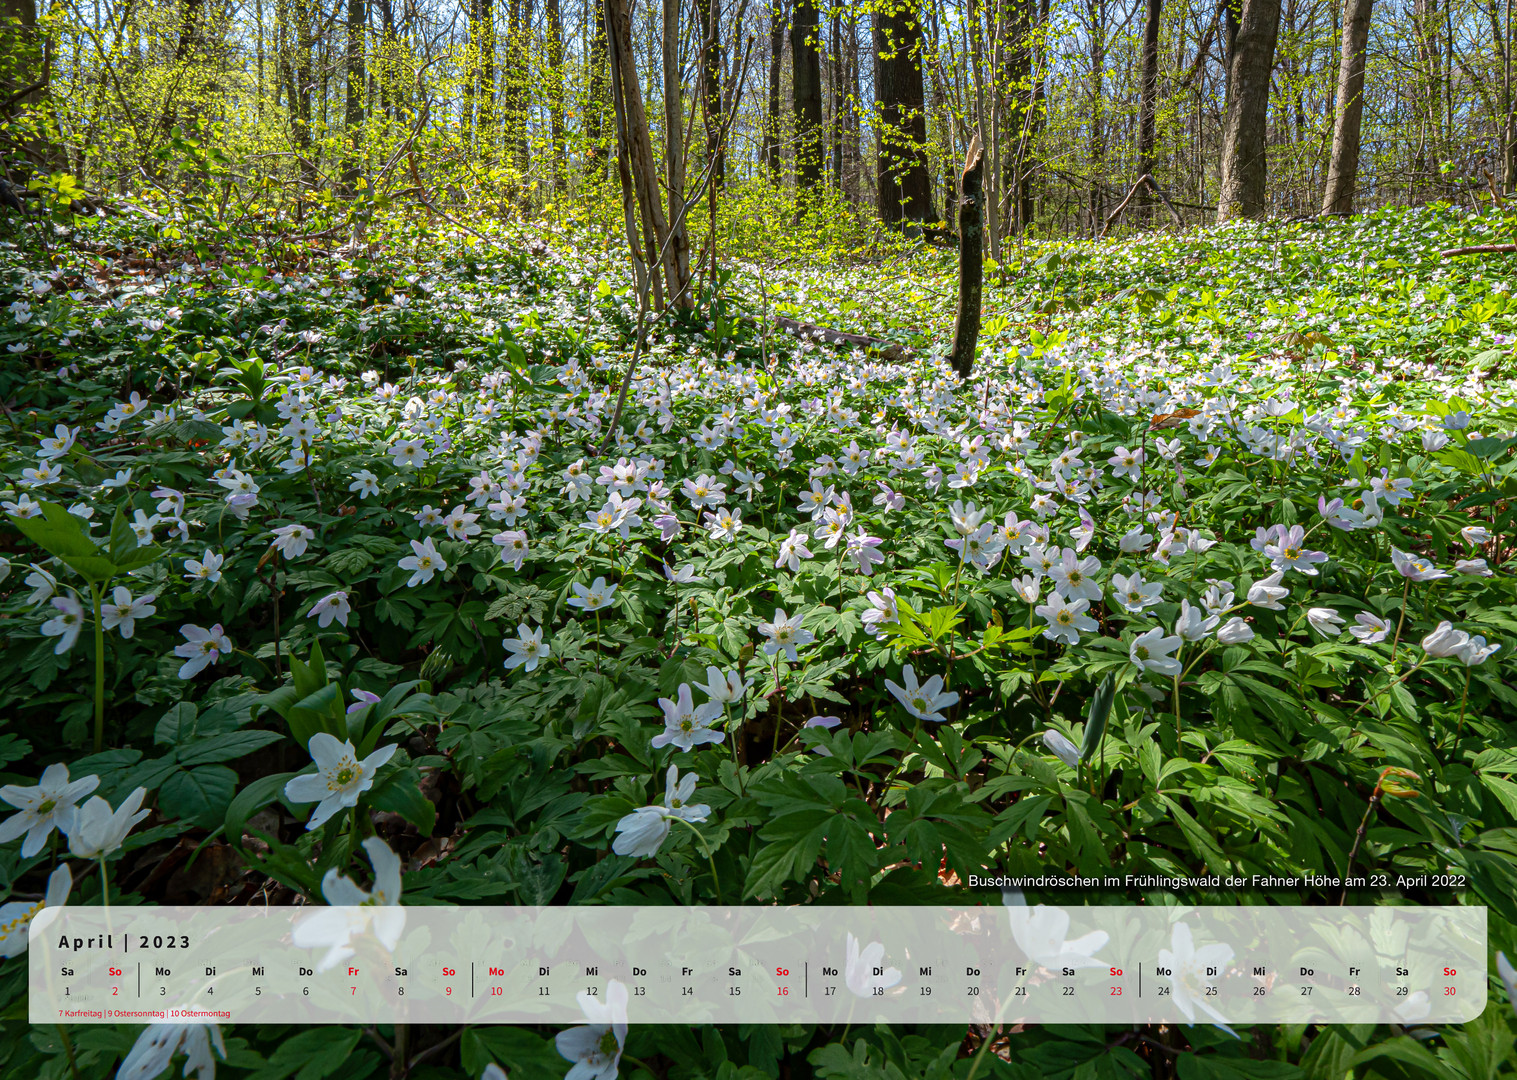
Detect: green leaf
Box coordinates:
(107, 507, 138, 565)
(225, 770, 297, 852)
(1351, 1037, 1461, 1080)
(1081, 674, 1115, 761)
(159, 764, 239, 830)
(1177, 1056, 1303, 1080)
(245, 1027, 363, 1080)
(369, 767, 435, 835)
(154, 703, 200, 746)
(1159, 794, 1231, 875)
(745, 809, 831, 898)
(987, 795, 1054, 847)
(460, 1027, 565, 1080)
(10, 501, 101, 561)
(177, 729, 286, 766)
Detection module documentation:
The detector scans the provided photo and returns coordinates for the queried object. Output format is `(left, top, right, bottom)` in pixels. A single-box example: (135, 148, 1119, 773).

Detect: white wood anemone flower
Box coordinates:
(116, 1020, 226, 1080)
(845, 933, 902, 998)
(1004, 893, 1109, 970)
(0, 863, 71, 958)
(611, 765, 709, 858)
(67, 786, 150, 859)
(0, 762, 98, 857)
(283, 733, 398, 831)
(883, 664, 959, 724)
(1158, 921, 1239, 1039)
(292, 836, 405, 972)
(555, 978, 628, 1080)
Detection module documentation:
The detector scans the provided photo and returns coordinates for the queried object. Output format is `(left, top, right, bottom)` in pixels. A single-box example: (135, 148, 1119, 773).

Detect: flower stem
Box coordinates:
(1339, 789, 1382, 905)
(1387, 575, 1413, 667)
(770, 655, 783, 755)
(671, 815, 723, 903)
(1455, 668, 1472, 736)
(1172, 668, 1183, 743)
(91, 583, 105, 754)
(55, 1025, 81, 1080)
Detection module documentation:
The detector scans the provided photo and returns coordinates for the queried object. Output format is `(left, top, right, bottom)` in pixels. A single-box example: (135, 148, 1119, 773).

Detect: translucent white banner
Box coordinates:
(30, 905, 1486, 1025)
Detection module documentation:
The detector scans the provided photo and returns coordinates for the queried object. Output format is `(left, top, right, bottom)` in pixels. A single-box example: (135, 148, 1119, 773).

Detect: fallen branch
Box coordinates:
(767, 316, 912, 362)
(1441, 243, 1517, 256)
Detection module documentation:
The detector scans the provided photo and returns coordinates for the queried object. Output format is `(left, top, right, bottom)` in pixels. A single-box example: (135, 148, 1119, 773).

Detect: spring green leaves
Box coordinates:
(8, 500, 163, 586)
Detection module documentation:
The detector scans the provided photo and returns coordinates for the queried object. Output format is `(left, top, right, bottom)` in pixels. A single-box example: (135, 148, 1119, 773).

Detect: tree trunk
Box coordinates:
(845, 14, 861, 200)
(1220, 0, 1240, 94)
(696, 0, 725, 188)
(950, 135, 984, 379)
(1001, 0, 1034, 233)
(791, 0, 823, 191)
(1321, 0, 1372, 214)
(1216, 0, 1281, 221)
(1136, 0, 1162, 176)
(1495, 0, 1515, 192)
(586, 0, 609, 174)
(1412, 0, 1437, 182)
(606, 0, 688, 309)
(1086, 0, 1106, 233)
(829, 5, 844, 189)
(663, 0, 692, 298)
(874, 0, 933, 226)
(546, 0, 565, 189)
(162, 0, 206, 134)
(765, 0, 787, 178)
(1020, 0, 1051, 230)
(472, 0, 495, 158)
(507, 0, 529, 174)
(607, 0, 661, 306)
(292, 0, 315, 187)
(343, 0, 366, 194)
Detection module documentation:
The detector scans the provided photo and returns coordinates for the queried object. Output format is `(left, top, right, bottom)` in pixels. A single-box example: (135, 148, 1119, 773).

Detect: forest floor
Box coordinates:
(0, 202, 1515, 1079)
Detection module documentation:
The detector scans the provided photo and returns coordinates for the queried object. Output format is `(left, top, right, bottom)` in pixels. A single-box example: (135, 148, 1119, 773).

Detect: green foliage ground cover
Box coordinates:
(0, 201, 1516, 1078)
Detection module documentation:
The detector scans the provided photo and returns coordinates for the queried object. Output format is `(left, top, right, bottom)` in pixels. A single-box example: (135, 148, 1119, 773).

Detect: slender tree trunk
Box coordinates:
(1136, 0, 1162, 180)
(294, 0, 315, 186)
(1086, 0, 1105, 233)
(874, 0, 933, 225)
(696, 0, 725, 187)
(162, 0, 206, 134)
(513, 0, 533, 173)
(846, 12, 861, 199)
(607, 0, 689, 308)
(1506, 0, 1515, 191)
(663, 0, 692, 294)
(1216, 0, 1281, 220)
(766, 0, 787, 178)
(587, 0, 609, 174)
(343, 0, 366, 194)
(1412, 0, 1436, 182)
(1021, 0, 1051, 229)
(474, 0, 496, 159)
(1001, 0, 1033, 233)
(546, 0, 565, 189)
(1221, 0, 1240, 92)
(792, 0, 823, 191)
(950, 135, 984, 378)
(829, 4, 844, 189)
(607, 0, 665, 306)
(1321, 0, 1372, 214)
